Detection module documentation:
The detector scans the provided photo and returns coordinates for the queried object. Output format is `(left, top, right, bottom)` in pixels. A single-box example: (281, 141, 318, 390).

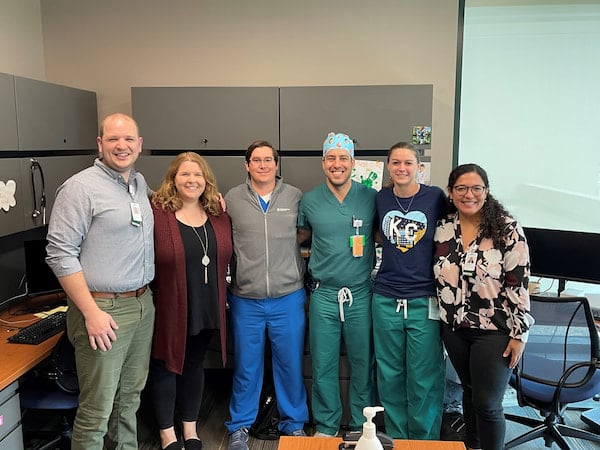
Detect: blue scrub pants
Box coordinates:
(225, 288, 308, 435)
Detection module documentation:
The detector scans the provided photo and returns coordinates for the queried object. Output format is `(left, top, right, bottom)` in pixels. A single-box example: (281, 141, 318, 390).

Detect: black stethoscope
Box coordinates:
(30, 158, 46, 223)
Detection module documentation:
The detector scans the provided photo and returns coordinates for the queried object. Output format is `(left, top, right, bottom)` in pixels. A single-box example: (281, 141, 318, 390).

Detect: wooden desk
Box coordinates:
(278, 436, 466, 449)
(0, 302, 64, 450)
(0, 309, 62, 391)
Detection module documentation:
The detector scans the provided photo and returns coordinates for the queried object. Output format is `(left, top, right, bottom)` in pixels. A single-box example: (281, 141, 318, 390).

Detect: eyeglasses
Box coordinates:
(452, 185, 487, 196)
(249, 157, 275, 165)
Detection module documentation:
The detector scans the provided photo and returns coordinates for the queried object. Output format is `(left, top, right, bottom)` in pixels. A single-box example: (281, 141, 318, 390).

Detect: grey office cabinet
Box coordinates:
(279, 85, 433, 151)
(14, 76, 98, 151)
(135, 154, 247, 194)
(0, 73, 18, 151)
(0, 160, 25, 237)
(131, 87, 279, 150)
(18, 155, 95, 230)
(0, 382, 23, 450)
(279, 155, 389, 194)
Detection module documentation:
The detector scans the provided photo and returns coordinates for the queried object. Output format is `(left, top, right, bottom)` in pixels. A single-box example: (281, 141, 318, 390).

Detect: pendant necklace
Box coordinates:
(393, 185, 419, 214)
(189, 219, 210, 284)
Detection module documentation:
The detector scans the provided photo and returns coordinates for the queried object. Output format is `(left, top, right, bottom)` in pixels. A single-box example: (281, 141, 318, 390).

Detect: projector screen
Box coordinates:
(458, 2, 600, 234)
(458, 1, 600, 300)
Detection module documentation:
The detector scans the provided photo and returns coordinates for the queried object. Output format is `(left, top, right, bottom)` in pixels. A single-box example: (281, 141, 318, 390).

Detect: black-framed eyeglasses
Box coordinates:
(452, 185, 487, 196)
(249, 157, 275, 165)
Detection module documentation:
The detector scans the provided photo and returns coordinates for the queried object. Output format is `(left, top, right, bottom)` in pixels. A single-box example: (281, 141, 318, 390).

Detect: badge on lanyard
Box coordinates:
(350, 216, 364, 257)
(130, 202, 142, 227)
(463, 251, 477, 276)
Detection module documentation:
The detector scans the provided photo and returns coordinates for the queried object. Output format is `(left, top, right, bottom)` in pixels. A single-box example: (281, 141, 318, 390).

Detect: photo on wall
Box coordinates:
(412, 125, 431, 145)
(352, 159, 384, 191)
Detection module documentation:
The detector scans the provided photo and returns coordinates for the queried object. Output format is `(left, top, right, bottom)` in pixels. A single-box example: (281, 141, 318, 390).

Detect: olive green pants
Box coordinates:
(67, 289, 155, 450)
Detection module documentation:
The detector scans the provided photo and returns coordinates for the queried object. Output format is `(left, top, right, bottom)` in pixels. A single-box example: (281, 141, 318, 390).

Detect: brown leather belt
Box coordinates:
(90, 285, 147, 299)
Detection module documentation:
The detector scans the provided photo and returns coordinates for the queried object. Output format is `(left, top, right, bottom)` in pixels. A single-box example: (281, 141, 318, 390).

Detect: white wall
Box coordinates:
(39, 0, 459, 186)
(459, 3, 600, 233)
(0, 0, 45, 79)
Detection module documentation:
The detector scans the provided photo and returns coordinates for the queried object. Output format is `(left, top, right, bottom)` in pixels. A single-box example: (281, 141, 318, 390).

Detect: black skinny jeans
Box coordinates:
(441, 324, 513, 450)
(150, 329, 215, 429)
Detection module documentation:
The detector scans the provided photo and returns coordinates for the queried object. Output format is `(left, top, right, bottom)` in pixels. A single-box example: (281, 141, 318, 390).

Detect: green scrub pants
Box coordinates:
(309, 283, 375, 435)
(372, 293, 444, 439)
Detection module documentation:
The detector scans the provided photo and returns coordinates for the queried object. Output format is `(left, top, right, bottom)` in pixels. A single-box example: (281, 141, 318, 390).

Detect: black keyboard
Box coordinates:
(8, 311, 67, 345)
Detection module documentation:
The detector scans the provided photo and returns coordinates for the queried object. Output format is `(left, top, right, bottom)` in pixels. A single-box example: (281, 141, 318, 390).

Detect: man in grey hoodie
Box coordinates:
(224, 140, 308, 450)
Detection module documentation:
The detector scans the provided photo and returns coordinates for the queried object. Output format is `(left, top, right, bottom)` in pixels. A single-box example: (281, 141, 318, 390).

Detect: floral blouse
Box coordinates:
(433, 213, 533, 341)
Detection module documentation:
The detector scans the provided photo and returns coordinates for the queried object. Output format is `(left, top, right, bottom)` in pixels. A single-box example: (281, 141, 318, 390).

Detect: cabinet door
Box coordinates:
(0, 160, 24, 236)
(0, 73, 18, 151)
(280, 85, 433, 151)
(279, 155, 389, 194)
(132, 87, 279, 150)
(15, 77, 98, 151)
(135, 154, 247, 195)
(19, 155, 95, 230)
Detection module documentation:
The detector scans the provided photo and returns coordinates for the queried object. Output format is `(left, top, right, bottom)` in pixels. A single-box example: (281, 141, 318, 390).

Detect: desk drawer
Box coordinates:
(0, 382, 20, 442)
(0, 423, 23, 450)
(0, 381, 17, 405)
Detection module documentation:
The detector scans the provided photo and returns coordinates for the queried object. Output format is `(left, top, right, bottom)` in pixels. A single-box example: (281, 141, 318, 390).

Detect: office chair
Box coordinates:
(19, 331, 79, 450)
(504, 295, 600, 449)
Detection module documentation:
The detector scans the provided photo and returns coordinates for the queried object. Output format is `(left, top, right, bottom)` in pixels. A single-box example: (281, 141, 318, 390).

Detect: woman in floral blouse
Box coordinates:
(433, 163, 533, 450)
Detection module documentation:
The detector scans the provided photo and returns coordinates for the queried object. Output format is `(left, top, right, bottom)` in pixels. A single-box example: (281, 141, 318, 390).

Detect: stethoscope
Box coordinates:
(30, 158, 46, 224)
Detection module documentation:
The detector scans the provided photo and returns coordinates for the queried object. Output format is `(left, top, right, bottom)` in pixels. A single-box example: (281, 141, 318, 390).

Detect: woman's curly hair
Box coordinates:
(151, 152, 221, 215)
(447, 163, 511, 250)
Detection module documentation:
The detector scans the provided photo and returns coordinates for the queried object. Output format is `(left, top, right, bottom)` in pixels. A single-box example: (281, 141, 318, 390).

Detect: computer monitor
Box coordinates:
(24, 239, 62, 296)
(524, 227, 600, 293)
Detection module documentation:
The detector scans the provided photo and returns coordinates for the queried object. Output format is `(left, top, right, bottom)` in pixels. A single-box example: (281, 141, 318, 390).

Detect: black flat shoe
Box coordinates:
(184, 438, 203, 450)
(162, 441, 182, 450)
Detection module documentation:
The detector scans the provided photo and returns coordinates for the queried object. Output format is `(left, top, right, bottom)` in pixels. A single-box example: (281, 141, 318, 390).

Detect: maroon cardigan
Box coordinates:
(151, 203, 232, 374)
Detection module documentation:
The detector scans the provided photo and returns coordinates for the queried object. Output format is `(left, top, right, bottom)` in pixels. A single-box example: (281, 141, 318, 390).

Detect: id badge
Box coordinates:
(463, 251, 477, 276)
(428, 296, 440, 321)
(350, 235, 365, 257)
(130, 202, 142, 226)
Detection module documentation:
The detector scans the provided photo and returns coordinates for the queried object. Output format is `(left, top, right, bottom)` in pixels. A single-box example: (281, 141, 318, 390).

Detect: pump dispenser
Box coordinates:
(355, 406, 385, 450)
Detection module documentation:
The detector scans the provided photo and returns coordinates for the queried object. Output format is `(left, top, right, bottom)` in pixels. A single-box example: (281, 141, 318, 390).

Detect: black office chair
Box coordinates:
(19, 332, 79, 450)
(504, 295, 600, 449)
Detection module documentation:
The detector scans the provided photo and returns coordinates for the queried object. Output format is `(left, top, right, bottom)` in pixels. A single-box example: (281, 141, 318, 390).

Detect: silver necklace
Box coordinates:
(393, 186, 419, 214)
(190, 223, 210, 284)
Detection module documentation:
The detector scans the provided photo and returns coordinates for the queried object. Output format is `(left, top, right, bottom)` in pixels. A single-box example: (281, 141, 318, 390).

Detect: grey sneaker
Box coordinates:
(290, 428, 307, 436)
(313, 431, 336, 437)
(228, 427, 249, 450)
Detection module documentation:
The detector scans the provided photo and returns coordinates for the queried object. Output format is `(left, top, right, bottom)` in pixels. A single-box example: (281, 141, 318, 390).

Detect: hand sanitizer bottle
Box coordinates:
(355, 406, 384, 450)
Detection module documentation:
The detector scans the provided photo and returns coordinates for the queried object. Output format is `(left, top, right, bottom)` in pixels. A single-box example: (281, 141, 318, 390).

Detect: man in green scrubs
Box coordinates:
(297, 132, 376, 437)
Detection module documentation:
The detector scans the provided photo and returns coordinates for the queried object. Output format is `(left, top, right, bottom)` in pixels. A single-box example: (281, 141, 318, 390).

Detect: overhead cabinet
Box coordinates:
(0, 74, 98, 237)
(14, 76, 98, 151)
(0, 73, 18, 151)
(131, 87, 279, 150)
(279, 85, 433, 151)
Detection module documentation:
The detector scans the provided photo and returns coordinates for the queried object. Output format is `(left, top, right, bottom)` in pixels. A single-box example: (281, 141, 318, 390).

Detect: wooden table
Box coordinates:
(278, 436, 466, 449)
(0, 307, 63, 391)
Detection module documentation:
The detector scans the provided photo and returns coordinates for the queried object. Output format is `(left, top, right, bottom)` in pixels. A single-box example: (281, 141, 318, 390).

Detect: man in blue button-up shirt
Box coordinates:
(46, 113, 155, 450)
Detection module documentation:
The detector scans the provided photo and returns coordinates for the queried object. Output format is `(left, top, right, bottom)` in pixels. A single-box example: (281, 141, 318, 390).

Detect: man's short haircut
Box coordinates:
(245, 140, 279, 164)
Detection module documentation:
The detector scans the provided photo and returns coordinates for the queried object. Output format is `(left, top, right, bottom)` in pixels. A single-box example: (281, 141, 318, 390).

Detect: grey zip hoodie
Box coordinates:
(225, 177, 305, 299)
